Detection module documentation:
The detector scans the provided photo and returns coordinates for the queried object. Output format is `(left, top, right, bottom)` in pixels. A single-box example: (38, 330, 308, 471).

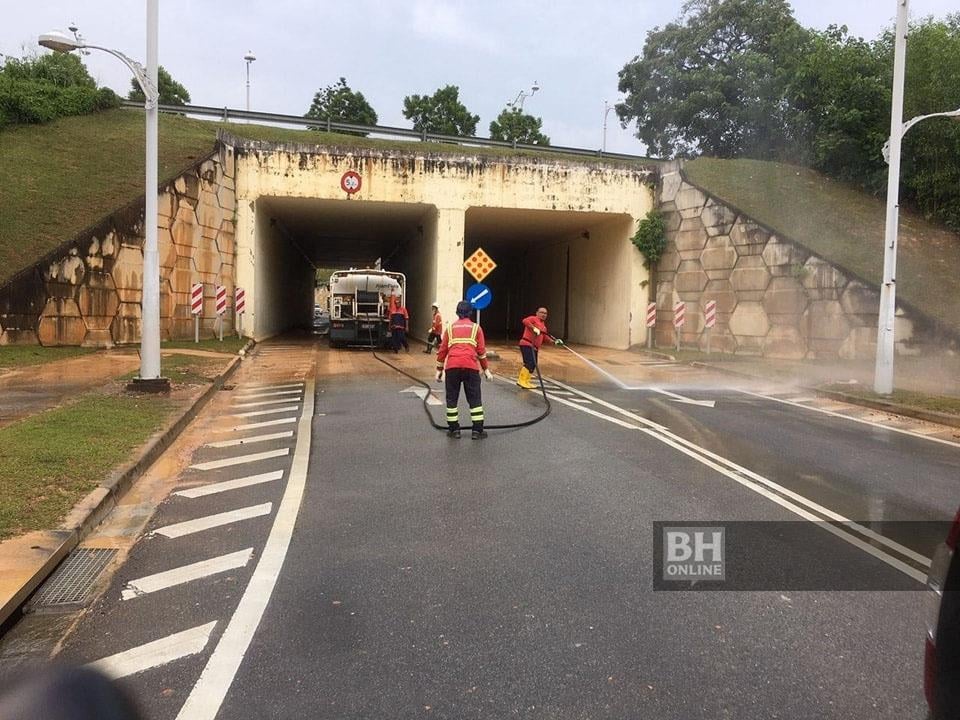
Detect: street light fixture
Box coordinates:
(506, 81, 539, 112)
(39, 0, 168, 392)
(873, 0, 960, 394)
(244, 50, 256, 111)
(602, 100, 614, 153)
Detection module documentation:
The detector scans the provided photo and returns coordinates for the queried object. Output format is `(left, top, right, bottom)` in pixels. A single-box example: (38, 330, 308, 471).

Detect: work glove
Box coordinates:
(532, 327, 541, 336)
(483, 369, 494, 381)
(554, 338, 564, 346)
(436, 370, 443, 383)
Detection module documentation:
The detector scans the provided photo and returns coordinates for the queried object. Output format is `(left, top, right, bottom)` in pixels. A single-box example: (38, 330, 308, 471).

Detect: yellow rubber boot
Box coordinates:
(517, 366, 535, 389)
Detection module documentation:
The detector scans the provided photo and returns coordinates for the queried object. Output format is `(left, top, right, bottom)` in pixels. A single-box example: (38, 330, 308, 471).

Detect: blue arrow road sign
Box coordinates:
(467, 282, 492, 310)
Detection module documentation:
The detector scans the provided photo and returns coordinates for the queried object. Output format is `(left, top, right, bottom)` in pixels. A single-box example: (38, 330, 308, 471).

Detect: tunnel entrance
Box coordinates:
(252, 197, 436, 339)
(464, 207, 637, 347)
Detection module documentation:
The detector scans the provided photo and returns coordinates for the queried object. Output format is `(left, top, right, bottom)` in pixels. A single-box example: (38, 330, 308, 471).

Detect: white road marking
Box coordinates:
(87, 622, 217, 680)
(740, 389, 960, 449)
(566, 397, 592, 404)
(238, 383, 304, 393)
(229, 405, 300, 419)
(174, 471, 284, 499)
(400, 386, 442, 406)
(205, 431, 294, 449)
(650, 387, 717, 408)
(122, 549, 254, 600)
(190, 448, 289, 471)
(176, 379, 316, 720)
(154, 503, 273, 539)
(231, 389, 303, 400)
(544, 376, 930, 580)
(232, 398, 300, 409)
(214, 417, 297, 433)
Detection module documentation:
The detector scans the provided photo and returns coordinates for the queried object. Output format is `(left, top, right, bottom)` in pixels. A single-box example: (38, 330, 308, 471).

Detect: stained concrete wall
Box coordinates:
(655, 161, 924, 359)
(0, 146, 238, 347)
(252, 208, 314, 340)
(228, 131, 655, 347)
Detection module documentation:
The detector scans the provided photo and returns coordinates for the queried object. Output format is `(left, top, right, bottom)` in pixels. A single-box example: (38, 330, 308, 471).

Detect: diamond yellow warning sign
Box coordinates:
(463, 248, 497, 282)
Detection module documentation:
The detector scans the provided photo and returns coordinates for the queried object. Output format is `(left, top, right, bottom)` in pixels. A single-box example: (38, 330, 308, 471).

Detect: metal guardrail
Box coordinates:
(119, 100, 655, 163)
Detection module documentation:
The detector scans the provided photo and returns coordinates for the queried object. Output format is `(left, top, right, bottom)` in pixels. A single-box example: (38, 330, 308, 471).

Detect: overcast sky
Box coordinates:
(2, 1, 957, 154)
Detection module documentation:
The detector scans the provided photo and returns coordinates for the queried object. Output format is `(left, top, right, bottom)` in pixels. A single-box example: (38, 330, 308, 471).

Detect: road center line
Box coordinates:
(176, 377, 316, 720)
(87, 622, 217, 680)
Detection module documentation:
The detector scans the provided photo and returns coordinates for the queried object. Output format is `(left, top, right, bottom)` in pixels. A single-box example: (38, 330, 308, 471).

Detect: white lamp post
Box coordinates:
(506, 81, 539, 112)
(244, 50, 256, 111)
(40, 0, 167, 392)
(874, 0, 960, 394)
(602, 100, 614, 153)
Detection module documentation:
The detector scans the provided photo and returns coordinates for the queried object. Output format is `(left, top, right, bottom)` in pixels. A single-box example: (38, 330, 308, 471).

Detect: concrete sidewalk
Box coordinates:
(0, 345, 250, 630)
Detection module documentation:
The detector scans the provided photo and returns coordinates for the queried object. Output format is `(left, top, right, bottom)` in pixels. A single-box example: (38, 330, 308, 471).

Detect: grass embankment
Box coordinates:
(160, 336, 248, 354)
(684, 158, 960, 337)
(123, 352, 228, 385)
(0, 346, 94, 369)
(0, 394, 174, 540)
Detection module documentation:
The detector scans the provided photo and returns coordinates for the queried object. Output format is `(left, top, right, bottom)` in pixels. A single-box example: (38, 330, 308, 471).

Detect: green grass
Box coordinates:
(0, 345, 94, 369)
(0, 393, 174, 540)
(684, 158, 960, 336)
(821, 384, 960, 416)
(120, 352, 227, 385)
(160, 336, 248, 354)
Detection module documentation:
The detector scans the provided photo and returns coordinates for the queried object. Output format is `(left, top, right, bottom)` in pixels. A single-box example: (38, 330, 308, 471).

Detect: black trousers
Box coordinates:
(520, 345, 538, 372)
(444, 368, 484, 430)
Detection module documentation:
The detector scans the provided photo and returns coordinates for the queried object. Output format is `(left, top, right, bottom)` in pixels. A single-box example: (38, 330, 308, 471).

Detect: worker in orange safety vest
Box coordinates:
(423, 302, 443, 354)
(517, 306, 563, 389)
(436, 301, 493, 439)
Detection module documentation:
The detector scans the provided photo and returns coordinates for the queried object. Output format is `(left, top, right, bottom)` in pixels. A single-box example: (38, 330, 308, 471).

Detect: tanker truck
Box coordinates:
(328, 269, 405, 348)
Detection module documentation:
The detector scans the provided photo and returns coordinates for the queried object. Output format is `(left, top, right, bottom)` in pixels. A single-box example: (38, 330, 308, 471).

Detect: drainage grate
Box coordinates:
(30, 548, 117, 608)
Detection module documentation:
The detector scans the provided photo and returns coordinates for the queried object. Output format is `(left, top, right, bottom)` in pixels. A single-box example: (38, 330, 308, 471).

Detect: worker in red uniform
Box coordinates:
(436, 301, 493, 439)
(517, 306, 563, 389)
(388, 292, 409, 353)
(423, 302, 443, 353)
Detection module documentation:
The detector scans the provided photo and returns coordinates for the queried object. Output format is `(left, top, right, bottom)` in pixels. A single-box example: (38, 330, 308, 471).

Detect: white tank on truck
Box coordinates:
(328, 269, 405, 348)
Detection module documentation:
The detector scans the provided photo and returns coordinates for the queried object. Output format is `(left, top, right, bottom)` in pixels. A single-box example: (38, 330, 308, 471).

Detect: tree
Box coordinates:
(616, 0, 809, 159)
(304, 77, 377, 136)
(489, 108, 550, 145)
(402, 85, 479, 137)
(128, 66, 190, 105)
(0, 52, 118, 128)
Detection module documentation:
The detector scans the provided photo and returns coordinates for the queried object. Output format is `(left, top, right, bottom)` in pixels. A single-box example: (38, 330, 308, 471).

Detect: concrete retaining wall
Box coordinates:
(0, 145, 237, 346)
(655, 161, 929, 359)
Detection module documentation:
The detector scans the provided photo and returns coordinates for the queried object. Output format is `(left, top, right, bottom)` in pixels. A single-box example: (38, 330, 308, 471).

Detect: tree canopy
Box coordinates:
(305, 77, 377, 135)
(489, 108, 550, 146)
(0, 52, 119, 129)
(402, 85, 479, 137)
(128, 66, 190, 105)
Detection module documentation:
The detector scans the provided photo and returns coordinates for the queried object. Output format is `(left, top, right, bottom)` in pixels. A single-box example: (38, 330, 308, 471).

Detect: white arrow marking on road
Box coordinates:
(400, 386, 442, 406)
(469, 288, 490, 304)
(86, 622, 217, 680)
(122, 549, 254, 600)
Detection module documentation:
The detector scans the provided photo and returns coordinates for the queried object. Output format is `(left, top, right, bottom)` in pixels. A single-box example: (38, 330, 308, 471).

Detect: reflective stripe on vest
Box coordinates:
(447, 322, 479, 346)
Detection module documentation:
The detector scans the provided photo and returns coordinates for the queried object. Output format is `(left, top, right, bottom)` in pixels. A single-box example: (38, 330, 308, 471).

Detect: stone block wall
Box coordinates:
(0, 144, 237, 346)
(655, 162, 924, 359)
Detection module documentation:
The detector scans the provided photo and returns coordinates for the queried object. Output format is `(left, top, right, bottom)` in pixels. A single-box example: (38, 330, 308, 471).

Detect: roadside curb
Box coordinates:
(0, 339, 255, 629)
(690, 361, 960, 430)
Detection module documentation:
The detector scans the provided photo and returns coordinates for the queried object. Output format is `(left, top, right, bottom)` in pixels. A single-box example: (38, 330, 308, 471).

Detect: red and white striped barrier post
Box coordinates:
(216, 285, 227, 341)
(190, 282, 203, 343)
(646, 302, 657, 349)
(673, 301, 686, 353)
(235, 287, 246, 336)
(704, 299, 717, 355)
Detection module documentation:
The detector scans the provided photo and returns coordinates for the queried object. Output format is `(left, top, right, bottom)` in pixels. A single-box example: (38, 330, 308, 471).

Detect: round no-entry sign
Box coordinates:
(340, 171, 362, 194)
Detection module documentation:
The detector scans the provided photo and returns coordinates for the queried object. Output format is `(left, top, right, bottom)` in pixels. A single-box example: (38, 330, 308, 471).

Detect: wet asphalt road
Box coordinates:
(3, 341, 955, 719)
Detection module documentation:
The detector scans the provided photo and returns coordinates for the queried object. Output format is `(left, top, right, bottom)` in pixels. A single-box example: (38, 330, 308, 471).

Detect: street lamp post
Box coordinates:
(602, 100, 614, 153)
(40, 0, 168, 392)
(506, 81, 539, 112)
(874, 0, 960, 394)
(244, 51, 256, 111)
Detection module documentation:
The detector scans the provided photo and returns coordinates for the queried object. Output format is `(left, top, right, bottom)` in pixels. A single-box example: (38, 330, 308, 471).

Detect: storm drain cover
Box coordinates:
(29, 548, 117, 608)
